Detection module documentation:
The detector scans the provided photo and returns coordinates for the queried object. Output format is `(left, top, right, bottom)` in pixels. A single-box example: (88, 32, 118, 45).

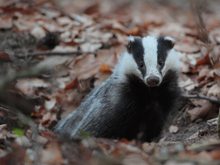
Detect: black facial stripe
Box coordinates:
(157, 37, 171, 71)
(127, 38, 146, 77)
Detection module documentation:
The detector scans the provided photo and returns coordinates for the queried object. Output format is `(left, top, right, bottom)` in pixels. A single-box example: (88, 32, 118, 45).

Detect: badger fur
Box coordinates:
(55, 35, 181, 142)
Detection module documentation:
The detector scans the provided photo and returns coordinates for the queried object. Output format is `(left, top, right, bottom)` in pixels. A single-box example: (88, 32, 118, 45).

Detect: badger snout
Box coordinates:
(145, 75, 161, 87)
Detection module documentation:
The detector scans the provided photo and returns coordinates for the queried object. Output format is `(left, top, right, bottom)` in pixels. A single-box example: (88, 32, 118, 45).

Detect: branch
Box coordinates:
(0, 65, 48, 90)
(27, 51, 95, 56)
(218, 110, 220, 138)
(190, 0, 209, 44)
(183, 94, 220, 105)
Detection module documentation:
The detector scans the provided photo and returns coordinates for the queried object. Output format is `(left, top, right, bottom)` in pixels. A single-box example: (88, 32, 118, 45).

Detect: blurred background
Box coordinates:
(0, 0, 220, 165)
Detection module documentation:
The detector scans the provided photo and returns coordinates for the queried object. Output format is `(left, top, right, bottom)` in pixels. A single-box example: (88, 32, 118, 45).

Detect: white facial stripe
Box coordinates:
(113, 52, 142, 81)
(142, 36, 161, 78)
(162, 49, 180, 75)
(128, 36, 135, 42)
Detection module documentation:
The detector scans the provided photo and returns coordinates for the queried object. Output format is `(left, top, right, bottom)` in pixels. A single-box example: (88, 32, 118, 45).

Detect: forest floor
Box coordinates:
(0, 0, 220, 164)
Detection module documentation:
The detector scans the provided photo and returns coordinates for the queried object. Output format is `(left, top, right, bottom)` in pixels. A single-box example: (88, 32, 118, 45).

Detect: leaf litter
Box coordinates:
(0, 0, 220, 164)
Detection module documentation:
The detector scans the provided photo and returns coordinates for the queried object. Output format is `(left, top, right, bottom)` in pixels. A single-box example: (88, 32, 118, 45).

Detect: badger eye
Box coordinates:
(158, 60, 164, 66)
(140, 62, 144, 68)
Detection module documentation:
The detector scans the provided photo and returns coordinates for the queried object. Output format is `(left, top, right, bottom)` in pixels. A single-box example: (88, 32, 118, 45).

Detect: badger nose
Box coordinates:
(146, 76, 160, 87)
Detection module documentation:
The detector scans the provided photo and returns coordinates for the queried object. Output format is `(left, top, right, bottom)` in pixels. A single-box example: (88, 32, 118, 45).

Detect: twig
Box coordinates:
(183, 94, 220, 105)
(26, 50, 94, 57)
(190, 0, 209, 44)
(218, 109, 220, 138)
(0, 65, 48, 90)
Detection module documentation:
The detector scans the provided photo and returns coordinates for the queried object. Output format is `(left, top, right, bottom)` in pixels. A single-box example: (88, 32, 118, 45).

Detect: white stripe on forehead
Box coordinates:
(142, 36, 160, 76)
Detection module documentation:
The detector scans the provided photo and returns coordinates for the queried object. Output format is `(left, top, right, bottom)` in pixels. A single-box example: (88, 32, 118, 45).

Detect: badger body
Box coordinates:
(55, 35, 181, 141)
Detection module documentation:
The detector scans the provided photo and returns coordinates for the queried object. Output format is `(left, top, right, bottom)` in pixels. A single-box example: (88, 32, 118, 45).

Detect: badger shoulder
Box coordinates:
(54, 76, 124, 138)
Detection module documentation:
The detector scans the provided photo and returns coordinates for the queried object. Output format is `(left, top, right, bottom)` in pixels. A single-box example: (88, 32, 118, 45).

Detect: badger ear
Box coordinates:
(126, 36, 141, 52)
(164, 36, 175, 49)
(126, 36, 135, 52)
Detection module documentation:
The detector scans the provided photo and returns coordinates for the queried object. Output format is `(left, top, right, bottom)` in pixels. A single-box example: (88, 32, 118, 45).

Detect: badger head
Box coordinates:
(115, 35, 179, 87)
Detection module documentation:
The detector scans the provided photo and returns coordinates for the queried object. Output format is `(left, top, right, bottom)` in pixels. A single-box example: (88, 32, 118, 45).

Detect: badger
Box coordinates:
(55, 35, 181, 142)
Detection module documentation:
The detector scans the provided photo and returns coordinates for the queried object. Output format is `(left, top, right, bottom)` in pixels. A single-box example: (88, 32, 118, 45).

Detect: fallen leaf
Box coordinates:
(207, 84, 220, 99)
(70, 54, 98, 80)
(0, 15, 12, 29)
(41, 142, 63, 165)
(83, 2, 99, 15)
(57, 16, 73, 26)
(64, 79, 78, 91)
(210, 149, 220, 160)
(15, 78, 50, 97)
(169, 125, 179, 133)
(44, 98, 57, 111)
(80, 42, 102, 53)
(197, 66, 210, 82)
(187, 100, 217, 121)
(30, 25, 46, 39)
(0, 51, 11, 62)
(123, 154, 148, 165)
(175, 42, 200, 54)
(196, 53, 210, 66)
(99, 64, 112, 74)
(0, 144, 26, 165)
(41, 112, 57, 127)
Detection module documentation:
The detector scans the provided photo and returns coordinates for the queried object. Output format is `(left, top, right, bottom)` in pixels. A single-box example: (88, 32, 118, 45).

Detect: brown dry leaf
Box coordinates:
(14, 15, 38, 31)
(175, 42, 200, 54)
(39, 7, 61, 19)
(83, 2, 99, 15)
(151, 23, 189, 38)
(15, 78, 50, 97)
(96, 49, 119, 66)
(187, 100, 216, 121)
(70, 48, 118, 81)
(41, 142, 63, 165)
(41, 111, 57, 127)
(0, 144, 26, 165)
(30, 25, 46, 39)
(197, 66, 210, 82)
(123, 154, 149, 165)
(70, 54, 98, 80)
(197, 151, 214, 161)
(179, 76, 197, 91)
(207, 84, 220, 99)
(0, 15, 12, 29)
(0, 0, 16, 7)
(99, 64, 112, 74)
(209, 45, 220, 65)
(180, 61, 191, 73)
(70, 14, 94, 27)
(209, 149, 220, 160)
(169, 125, 179, 133)
(102, 20, 129, 35)
(64, 79, 78, 91)
(57, 16, 73, 26)
(0, 51, 11, 62)
(196, 53, 210, 66)
(181, 150, 213, 161)
(80, 42, 102, 52)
